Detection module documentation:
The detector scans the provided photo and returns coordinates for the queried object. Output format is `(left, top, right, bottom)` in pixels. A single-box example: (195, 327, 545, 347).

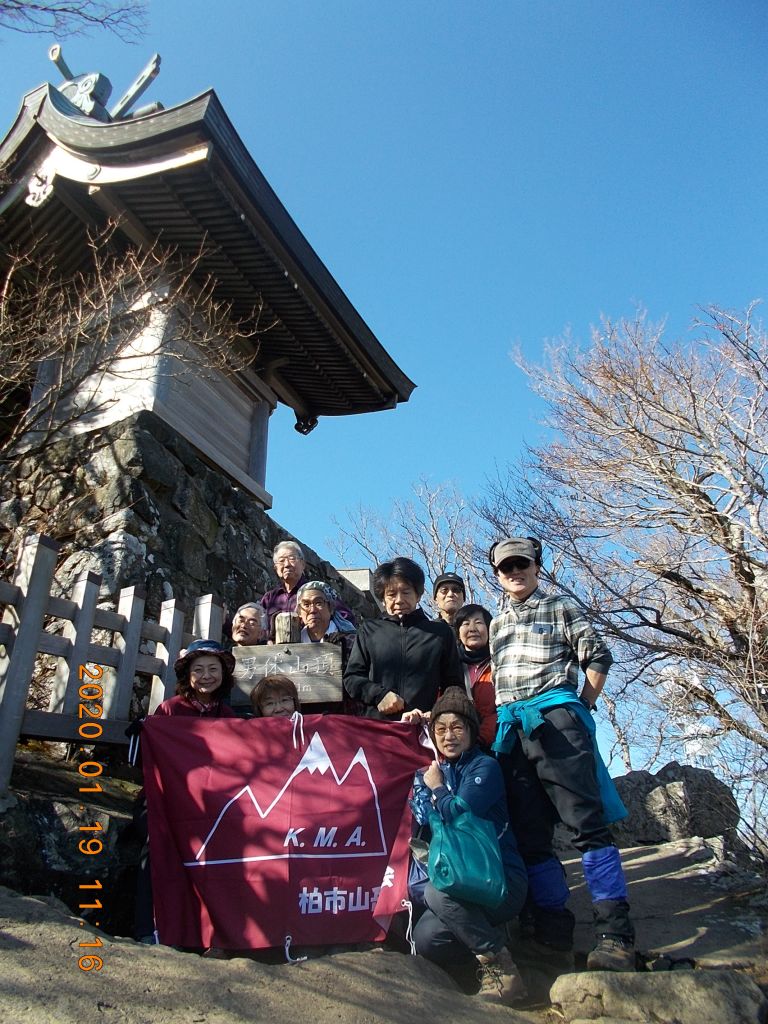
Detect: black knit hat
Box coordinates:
(429, 686, 480, 747)
(432, 572, 466, 600)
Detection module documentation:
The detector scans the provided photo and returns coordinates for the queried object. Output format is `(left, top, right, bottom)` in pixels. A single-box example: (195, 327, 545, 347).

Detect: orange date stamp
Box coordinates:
(75, 663, 107, 972)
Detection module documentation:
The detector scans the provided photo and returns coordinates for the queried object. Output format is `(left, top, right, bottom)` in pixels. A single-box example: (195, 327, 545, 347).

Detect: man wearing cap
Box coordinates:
(432, 572, 466, 627)
(488, 537, 635, 972)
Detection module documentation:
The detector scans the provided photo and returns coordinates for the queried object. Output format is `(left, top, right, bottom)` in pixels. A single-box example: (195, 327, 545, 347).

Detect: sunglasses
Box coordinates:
(497, 558, 533, 572)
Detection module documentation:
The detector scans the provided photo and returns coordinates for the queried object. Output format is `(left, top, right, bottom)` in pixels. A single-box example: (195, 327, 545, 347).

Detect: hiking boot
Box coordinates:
(476, 947, 528, 1006)
(587, 935, 636, 972)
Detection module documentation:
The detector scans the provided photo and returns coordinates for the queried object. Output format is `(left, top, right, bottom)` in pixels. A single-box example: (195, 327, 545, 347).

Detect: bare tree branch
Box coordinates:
(330, 477, 499, 614)
(0, 220, 275, 551)
(477, 305, 768, 756)
(0, 0, 145, 40)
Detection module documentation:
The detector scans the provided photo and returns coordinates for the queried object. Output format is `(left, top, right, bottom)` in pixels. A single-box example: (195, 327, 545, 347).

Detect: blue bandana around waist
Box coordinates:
(492, 687, 627, 824)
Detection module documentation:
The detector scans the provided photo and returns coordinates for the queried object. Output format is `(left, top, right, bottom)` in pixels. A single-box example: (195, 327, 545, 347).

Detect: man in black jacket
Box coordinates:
(343, 557, 463, 718)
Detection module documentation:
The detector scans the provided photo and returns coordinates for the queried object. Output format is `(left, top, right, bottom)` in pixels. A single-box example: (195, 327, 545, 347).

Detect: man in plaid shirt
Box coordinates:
(489, 537, 635, 972)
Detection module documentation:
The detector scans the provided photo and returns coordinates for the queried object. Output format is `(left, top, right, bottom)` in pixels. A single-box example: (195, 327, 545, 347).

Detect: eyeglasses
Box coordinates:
(299, 598, 328, 610)
(275, 555, 300, 565)
(498, 558, 533, 573)
(235, 616, 263, 627)
(434, 722, 466, 737)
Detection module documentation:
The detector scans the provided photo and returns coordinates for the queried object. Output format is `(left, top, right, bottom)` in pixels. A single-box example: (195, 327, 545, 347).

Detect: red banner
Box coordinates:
(141, 714, 430, 949)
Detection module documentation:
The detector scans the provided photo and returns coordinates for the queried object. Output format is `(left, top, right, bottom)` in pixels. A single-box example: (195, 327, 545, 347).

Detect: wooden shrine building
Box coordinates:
(0, 47, 414, 510)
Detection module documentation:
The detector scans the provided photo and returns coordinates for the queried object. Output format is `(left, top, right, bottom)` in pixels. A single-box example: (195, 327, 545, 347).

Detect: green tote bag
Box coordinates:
(428, 796, 508, 909)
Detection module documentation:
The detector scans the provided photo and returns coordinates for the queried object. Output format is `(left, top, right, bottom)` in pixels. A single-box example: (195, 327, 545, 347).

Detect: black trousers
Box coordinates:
(497, 705, 613, 857)
(497, 705, 633, 942)
(413, 878, 527, 965)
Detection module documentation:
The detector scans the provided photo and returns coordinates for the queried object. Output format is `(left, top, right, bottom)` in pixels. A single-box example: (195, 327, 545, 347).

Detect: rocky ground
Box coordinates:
(1, 750, 766, 1024)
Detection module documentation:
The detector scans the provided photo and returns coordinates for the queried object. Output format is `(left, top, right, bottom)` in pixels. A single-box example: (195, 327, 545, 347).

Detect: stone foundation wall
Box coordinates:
(1, 410, 377, 625)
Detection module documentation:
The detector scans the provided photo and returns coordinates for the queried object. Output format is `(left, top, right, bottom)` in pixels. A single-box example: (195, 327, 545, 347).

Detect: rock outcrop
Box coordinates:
(611, 761, 741, 846)
(1, 751, 141, 937)
(1, 884, 766, 1024)
(1, 751, 766, 1024)
(550, 970, 767, 1024)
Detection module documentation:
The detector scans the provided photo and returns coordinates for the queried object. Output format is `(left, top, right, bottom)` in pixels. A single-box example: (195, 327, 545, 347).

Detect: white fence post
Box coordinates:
(0, 535, 241, 794)
(150, 598, 185, 712)
(102, 585, 146, 722)
(193, 595, 223, 643)
(48, 569, 102, 715)
(0, 534, 60, 807)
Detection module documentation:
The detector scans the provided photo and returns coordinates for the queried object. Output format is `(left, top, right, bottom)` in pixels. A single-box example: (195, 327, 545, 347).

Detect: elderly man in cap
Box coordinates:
(432, 571, 466, 626)
(488, 536, 635, 972)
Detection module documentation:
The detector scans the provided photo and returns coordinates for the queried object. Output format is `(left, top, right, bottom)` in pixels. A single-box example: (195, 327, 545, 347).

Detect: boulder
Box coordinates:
(550, 969, 767, 1024)
(1, 752, 142, 937)
(611, 761, 740, 847)
(0, 887, 505, 1024)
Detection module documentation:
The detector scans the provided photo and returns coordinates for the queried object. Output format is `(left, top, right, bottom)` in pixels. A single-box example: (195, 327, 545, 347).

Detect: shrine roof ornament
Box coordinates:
(0, 47, 415, 426)
(47, 44, 163, 123)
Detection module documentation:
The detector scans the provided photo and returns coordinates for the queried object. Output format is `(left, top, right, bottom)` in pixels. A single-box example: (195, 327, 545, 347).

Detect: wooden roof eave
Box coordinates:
(0, 84, 416, 419)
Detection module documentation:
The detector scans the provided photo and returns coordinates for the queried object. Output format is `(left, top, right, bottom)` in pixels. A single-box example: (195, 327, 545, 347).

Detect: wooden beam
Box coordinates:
(22, 709, 129, 746)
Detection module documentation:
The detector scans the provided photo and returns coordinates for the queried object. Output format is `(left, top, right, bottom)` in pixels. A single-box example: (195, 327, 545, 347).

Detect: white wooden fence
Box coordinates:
(0, 532, 226, 802)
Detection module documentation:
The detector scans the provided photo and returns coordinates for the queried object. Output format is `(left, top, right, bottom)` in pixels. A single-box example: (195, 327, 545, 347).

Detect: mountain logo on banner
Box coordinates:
(185, 732, 389, 867)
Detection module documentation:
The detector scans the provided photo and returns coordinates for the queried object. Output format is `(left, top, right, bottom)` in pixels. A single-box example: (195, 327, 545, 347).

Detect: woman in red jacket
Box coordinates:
(455, 604, 497, 749)
(135, 640, 236, 942)
(155, 639, 237, 717)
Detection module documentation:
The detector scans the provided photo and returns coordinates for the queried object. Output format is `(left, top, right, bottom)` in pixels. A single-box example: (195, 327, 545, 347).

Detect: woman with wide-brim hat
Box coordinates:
(154, 639, 237, 717)
(134, 640, 237, 945)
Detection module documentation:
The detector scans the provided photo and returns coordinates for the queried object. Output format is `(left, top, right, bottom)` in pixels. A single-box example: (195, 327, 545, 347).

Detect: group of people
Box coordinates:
(143, 534, 634, 1006)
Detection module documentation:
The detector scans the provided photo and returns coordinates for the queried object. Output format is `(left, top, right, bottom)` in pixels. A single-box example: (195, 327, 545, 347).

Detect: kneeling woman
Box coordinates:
(413, 688, 528, 1006)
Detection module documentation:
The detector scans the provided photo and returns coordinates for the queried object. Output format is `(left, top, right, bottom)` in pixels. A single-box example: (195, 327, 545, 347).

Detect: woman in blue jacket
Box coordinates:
(412, 687, 528, 1007)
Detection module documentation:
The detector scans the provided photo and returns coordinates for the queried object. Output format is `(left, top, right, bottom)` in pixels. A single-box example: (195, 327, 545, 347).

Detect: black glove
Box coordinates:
(124, 718, 145, 739)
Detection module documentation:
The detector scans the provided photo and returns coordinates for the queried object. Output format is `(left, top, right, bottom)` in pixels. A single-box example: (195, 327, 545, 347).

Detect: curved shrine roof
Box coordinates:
(0, 83, 415, 423)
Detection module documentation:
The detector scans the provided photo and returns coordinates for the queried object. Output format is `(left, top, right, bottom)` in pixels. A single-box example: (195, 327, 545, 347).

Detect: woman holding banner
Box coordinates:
(134, 640, 236, 944)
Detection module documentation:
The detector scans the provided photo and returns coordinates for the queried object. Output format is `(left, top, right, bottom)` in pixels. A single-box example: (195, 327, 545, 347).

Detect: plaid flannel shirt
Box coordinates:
(490, 588, 613, 703)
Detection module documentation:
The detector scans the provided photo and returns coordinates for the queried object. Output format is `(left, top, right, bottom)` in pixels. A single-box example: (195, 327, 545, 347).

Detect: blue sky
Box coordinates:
(2, 1, 767, 566)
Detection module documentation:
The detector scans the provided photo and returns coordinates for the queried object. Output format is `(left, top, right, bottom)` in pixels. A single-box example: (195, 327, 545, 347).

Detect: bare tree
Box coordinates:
(0, 0, 145, 40)
(478, 305, 768, 761)
(0, 220, 272, 550)
(331, 477, 499, 613)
